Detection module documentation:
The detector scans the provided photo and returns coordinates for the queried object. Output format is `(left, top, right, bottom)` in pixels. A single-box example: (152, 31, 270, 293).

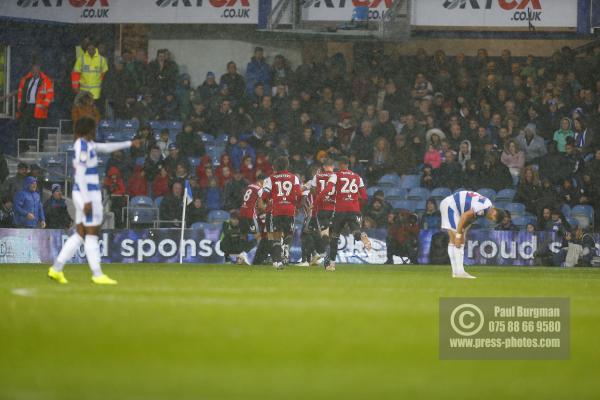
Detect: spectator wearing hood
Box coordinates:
(246, 47, 271, 95)
(176, 73, 193, 121)
(104, 167, 126, 196)
(553, 117, 575, 153)
(0, 162, 28, 200)
(516, 124, 547, 164)
(44, 184, 72, 229)
(457, 140, 472, 171)
(13, 176, 45, 228)
(106, 150, 133, 182)
(176, 122, 205, 159)
(197, 71, 220, 103)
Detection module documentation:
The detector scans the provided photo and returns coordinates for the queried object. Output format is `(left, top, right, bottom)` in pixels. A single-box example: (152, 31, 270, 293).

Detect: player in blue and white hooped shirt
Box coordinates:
(440, 190, 505, 279)
(48, 116, 141, 285)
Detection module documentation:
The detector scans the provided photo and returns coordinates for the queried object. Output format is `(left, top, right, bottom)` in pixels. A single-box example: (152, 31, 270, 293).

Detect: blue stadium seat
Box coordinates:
(567, 217, 579, 229)
(390, 200, 415, 211)
(496, 188, 516, 203)
(430, 187, 451, 202)
(561, 204, 571, 218)
(312, 124, 323, 140)
(130, 196, 154, 207)
(149, 121, 167, 131)
(191, 222, 207, 230)
(400, 174, 420, 190)
(477, 188, 497, 201)
(167, 121, 183, 131)
(208, 210, 230, 223)
(205, 187, 222, 210)
(135, 157, 145, 166)
(117, 119, 139, 132)
(60, 142, 74, 152)
(407, 187, 430, 202)
(216, 133, 229, 144)
(414, 200, 427, 213)
(384, 187, 407, 201)
(378, 173, 401, 188)
(505, 202, 526, 217)
(367, 186, 381, 198)
(130, 208, 157, 225)
(98, 120, 117, 131)
(201, 133, 216, 145)
(512, 216, 531, 229)
(188, 157, 201, 170)
(571, 205, 594, 229)
(453, 187, 466, 193)
(154, 196, 163, 208)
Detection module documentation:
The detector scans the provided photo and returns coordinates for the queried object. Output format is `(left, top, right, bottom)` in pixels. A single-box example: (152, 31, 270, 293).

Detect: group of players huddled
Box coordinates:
(229, 155, 372, 271)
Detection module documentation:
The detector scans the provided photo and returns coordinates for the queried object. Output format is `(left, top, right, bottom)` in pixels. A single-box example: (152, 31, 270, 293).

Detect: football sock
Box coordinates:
(448, 244, 457, 275)
(320, 234, 329, 255)
(84, 235, 103, 277)
(53, 233, 84, 272)
(329, 236, 339, 263)
(271, 240, 282, 263)
(454, 245, 466, 274)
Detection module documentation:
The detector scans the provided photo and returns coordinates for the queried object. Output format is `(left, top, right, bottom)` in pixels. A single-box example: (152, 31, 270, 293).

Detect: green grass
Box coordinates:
(1, 264, 599, 400)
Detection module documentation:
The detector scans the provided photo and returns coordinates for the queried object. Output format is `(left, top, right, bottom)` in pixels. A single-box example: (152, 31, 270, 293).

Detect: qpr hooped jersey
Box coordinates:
(451, 191, 492, 217)
(307, 171, 336, 212)
(327, 169, 367, 213)
(262, 171, 302, 217)
(73, 138, 101, 195)
(240, 183, 262, 219)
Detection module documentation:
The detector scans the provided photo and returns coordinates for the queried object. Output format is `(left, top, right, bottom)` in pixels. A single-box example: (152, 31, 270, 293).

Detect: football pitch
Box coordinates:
(1, 264, 599, 400)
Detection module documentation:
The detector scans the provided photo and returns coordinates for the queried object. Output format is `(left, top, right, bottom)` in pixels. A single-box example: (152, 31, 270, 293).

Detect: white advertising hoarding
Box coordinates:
(300, 0, 399, 22)
(0, 0, 258, 24)
(412, 0, 578, 29)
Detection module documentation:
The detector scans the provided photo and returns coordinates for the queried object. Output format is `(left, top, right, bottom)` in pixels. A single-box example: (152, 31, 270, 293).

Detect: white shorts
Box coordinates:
(440, 196, 459, 232)
(72, 190, 104, 227)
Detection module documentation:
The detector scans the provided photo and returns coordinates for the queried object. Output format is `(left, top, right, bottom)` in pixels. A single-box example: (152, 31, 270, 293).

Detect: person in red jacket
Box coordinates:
(318, 156, 371, 271)
(16, 62, 54, 152)
(128, 166, 148, 197)
(103, 166, 126, 195)
(261, 156, 302, 269)
(152, 166, 170, 198)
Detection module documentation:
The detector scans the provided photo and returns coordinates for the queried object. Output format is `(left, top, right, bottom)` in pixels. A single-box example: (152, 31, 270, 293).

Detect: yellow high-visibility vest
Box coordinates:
(72, 49, 108, 100)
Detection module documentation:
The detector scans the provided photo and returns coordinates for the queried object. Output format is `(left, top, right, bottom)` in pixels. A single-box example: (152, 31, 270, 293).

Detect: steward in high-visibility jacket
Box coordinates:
(17, 70, 54, 120)
(71, 47, 108, 100)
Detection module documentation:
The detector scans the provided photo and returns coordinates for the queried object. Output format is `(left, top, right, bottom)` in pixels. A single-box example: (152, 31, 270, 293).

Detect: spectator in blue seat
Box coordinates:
(220, 61, 245, 101)
(44, 184, 71, 229)
(246, 47, 271, 95)
(229, 137, 256, 172)
(420, 198, 441, 230)
(13, 176, 45, 229)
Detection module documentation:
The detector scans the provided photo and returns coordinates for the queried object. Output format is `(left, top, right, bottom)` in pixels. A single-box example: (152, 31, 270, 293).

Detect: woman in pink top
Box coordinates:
(500, 139, 525, 185)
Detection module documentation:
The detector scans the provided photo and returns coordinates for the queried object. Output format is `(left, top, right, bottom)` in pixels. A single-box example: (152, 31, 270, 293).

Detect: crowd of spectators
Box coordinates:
(5, 41, 600, 232)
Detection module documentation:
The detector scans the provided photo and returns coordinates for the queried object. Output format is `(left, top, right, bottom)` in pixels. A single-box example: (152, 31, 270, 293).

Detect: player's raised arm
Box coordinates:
(94, 138, 141, 153)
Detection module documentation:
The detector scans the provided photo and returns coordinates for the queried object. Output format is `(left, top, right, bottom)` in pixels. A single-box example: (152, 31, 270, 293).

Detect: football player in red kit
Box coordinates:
(317, 156, 371, 271)
(239, 175, 265, 237)
(261, 156, 302, 269)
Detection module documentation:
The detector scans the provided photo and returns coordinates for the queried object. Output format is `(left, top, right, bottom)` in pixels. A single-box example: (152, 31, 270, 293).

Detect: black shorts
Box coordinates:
(269, 215, 295, 234)
(263, 213, 272, 234)
(316, 210, 334, 231)
(331, 212, 362, 235)
(239, 216, 258, 235)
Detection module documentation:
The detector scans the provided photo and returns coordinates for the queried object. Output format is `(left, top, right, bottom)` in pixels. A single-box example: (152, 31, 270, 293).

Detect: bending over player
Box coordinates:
(261, 156, 302, 269)
(318, 156, 371, 271)
(440, 190, 504, 279)
(48, 116, 140, 284)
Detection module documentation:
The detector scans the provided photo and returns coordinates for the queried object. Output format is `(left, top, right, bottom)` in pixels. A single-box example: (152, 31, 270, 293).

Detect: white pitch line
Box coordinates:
(11, 288, 38, 297)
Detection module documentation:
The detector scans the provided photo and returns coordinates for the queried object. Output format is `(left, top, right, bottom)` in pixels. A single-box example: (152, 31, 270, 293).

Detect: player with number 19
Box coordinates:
(261, 157, 302, 269)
